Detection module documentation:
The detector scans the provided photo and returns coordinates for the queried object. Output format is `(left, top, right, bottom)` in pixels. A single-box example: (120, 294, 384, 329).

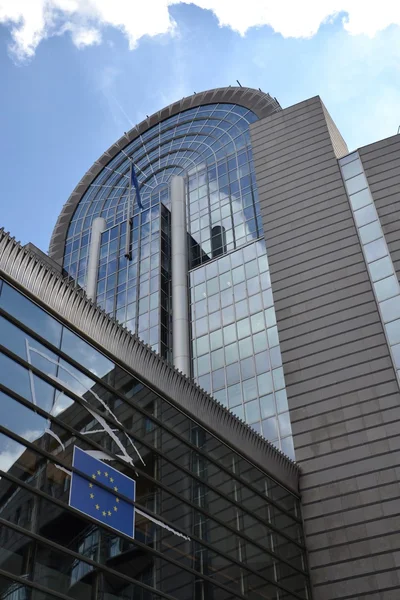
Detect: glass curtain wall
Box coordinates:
(61, 102, 293, 456)
(0, 278, 310, 600)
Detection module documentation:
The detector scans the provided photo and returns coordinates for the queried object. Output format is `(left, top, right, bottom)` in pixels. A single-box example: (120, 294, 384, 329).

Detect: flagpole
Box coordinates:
(124, 161, 133, 259)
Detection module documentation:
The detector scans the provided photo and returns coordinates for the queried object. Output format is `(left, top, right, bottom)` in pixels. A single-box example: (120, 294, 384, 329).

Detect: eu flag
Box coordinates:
(131, 163, 143, 210)
(69, 447, 135, 538)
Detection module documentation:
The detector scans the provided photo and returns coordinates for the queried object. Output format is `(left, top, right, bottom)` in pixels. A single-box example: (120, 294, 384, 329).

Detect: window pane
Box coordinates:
(260, 394, 275, 419)
(0, 353, 33, 402)
(61, 328, 114, 379)
(257, 372, 273, 395)
(364, 238, 387, 263)
(374, 275, 399, 302)
(245, 399, 260, 424)
(255, 351, 270, 374)
(253, 331, 268, 353)
(273, 367, 285, 391)
(341, 159, 362, 180)
(346, 173, 367, 195)
(227, 382, 242, 407)
(358, 221, 381, 245)
(278, 412, 292, 437)
(0, 281, 62, 347)
(339, 152, 359, 166)
(354, 204, 377, 228)
(226, 362, 240, 385)
(225, 342, 239, 364)
(380, 295, 400, 323)
(386, 319, 400, 345)
(251, 312, 265, 334)
(276, 389, 289, 413)
(391, 343, 400, 368)
(262, 416, 278, 441)
(242, 378, 258, 401)
(212, 367, 225, 391)
(237, 318, 250, 339)
(211, 348, 224, 370)
(267, 326, 279, 348)
(281, 436, 295, 460)
(349, 187, 373, 211)
(210, 329, 223, 351)
(369, 256, 393, 283)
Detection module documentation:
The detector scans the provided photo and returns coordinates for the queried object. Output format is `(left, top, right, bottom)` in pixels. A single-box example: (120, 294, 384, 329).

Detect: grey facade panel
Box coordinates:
(250, 97, 400, 599)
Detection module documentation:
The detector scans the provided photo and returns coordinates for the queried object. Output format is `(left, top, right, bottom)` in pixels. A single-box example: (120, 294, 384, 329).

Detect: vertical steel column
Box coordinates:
(86, 217, 106, 301)
(171, 175, 190, 375)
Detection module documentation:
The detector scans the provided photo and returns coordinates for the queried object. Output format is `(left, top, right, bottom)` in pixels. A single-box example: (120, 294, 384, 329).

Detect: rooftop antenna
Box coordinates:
(236, 80, 242, 87)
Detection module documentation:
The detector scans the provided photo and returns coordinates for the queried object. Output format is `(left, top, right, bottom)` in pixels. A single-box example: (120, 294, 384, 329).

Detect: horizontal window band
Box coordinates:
(0, 470, 307, 600)
(0, 301, 302, 522)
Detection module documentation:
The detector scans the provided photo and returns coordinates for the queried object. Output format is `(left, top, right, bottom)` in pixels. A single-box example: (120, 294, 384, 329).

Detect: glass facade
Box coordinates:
(190, 243, 292, 455)
(340, 152, 400, 386)
(60, 101, 293, 456)
(0, 278, 310, 599)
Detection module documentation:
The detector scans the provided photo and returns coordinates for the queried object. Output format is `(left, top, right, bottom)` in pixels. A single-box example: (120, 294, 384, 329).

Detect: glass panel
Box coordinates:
(391, 343, 400, 368)
(346, 173, 367, 195)
(281, 436, 295, 460)
(267, 326, 279, 348)
(369, 256, 393, 283)
(363, 238, 387, 263)
(354, 204, 377, 228)
(358, 221, 381, 245)
(341, 159, 362, 180)
(61, 328, 114, 379)
(278, 412, 292, 437)
(380, 295, 400, 323)
(349, 187, 373, 211)
(273, 367, 285, 391)
(260, 394, 275, 419)
(0, 353, 33, 402)
(386, 319, 400, 345)
(339, 152, 359, 166)
(276, 389, 289, 413)
(374, 275, 399, 302)
(0, 281, 62, 347)
(245, 399, 260, 424)
(262, 416, 278, 441)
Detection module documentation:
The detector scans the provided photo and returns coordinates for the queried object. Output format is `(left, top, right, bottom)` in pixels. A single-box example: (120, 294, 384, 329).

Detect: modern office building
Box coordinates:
(50, 88, 294, 459)
(1, 86, 400, 599)
(0, 229, 309, 600)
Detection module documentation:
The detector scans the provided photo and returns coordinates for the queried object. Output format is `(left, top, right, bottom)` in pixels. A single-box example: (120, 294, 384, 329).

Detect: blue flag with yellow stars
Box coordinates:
(69, 447, 135, 538)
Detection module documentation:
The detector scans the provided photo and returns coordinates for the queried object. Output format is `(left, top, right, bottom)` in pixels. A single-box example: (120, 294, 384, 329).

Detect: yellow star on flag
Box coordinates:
(97, 470, 101, 475)
(115, 498, 120, 503)
(114, 486, 118, 492)
(110, 477, 114, 483)
(102, 511, 106, 516)
(114, 506, 118, 512)
(108, 511, 111, 516)
(90, 493, 94, 499)
(89, 483, 93, 488)
(95, 504, 100, 510)
(92, 474, 96, 479)
(104, 472, 108, 477)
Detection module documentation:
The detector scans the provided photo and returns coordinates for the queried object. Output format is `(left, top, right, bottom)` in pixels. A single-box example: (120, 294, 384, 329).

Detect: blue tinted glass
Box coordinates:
(0, 282, 62, 347)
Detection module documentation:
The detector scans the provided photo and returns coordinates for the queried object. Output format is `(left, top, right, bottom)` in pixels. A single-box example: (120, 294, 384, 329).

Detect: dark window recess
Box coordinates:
(211, 225, 227, 258)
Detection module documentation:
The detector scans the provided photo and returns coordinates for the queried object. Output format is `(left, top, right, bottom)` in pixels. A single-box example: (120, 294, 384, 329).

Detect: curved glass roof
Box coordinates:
(66, 103, 258, 242)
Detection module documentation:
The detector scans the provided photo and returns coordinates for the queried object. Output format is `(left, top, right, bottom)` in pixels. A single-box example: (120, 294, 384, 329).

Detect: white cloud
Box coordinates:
(0, 0, 399, 61)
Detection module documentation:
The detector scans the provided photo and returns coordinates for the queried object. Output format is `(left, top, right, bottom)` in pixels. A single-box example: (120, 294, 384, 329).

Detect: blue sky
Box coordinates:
(0, 2, 399, 252)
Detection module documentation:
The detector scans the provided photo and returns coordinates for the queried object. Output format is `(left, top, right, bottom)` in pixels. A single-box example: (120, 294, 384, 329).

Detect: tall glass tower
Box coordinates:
(50, 87, 294, 458)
